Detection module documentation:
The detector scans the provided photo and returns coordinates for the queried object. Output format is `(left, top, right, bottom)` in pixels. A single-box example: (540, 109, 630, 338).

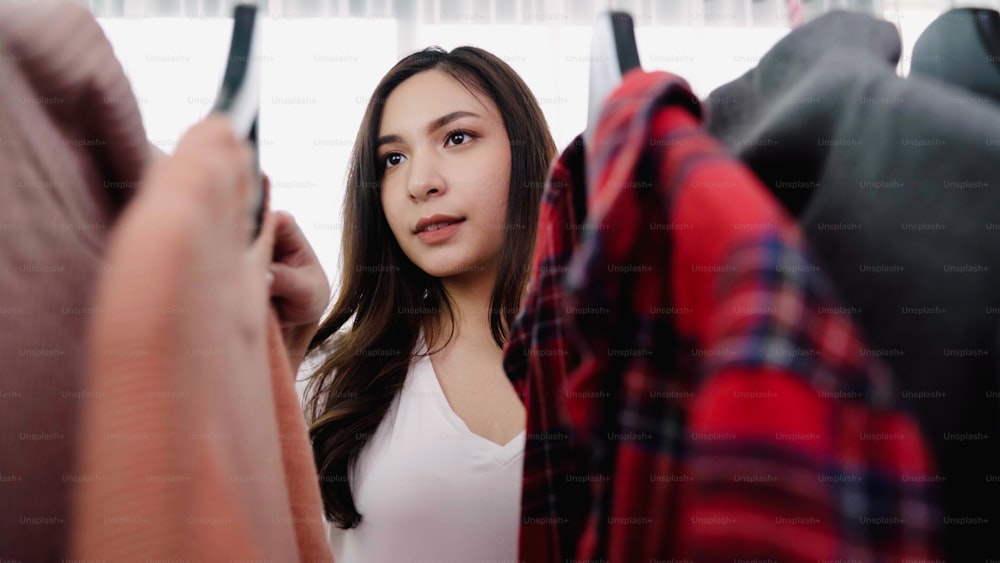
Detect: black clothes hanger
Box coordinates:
(584, 11, 641, 148)
(910, 7, 1000, 103)
(213, 3, 263, 242)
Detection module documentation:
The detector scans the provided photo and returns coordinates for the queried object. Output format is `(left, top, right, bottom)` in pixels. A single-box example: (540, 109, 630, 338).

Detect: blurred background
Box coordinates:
(88, 0, 996, 289)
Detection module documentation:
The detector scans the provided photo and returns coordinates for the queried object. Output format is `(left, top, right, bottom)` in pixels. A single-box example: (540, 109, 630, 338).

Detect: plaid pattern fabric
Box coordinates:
(503, 136, 591, 562)
(506, 70, 941, 562)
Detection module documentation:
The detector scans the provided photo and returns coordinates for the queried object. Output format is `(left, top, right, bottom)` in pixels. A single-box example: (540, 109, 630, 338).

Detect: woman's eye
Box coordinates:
(384, 153, 405, 168)
(446, 131, 473, 147)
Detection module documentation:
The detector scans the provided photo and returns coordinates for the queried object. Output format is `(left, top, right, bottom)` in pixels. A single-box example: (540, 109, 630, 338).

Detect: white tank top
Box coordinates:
(327, 346, 526, 563)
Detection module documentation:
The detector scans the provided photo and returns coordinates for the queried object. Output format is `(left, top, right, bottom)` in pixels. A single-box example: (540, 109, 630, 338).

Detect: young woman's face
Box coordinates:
(377, 69, 512, 281)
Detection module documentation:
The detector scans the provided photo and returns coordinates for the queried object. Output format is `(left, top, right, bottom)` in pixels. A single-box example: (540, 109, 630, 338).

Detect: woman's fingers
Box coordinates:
(272, 210, 318, 266)
(268, 261, 303, 301)
(251, 210, 280, 277)
(266, 210, 330, 329)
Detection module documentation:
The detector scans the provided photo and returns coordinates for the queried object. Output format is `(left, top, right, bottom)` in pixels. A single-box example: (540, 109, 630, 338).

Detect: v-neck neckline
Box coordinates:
(415, 352, 525, 466)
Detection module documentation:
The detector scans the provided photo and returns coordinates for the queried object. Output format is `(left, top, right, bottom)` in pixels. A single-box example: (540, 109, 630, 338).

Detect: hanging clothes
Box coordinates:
(705, 11, 1000, 560)
(910, 8, 1000, 104)
(0, 0, 331, 559)
(0, 1, 149, 559)
(503, 136, 591, 562)
(505, 69, 941, 562)
(73, 278, 332, 562)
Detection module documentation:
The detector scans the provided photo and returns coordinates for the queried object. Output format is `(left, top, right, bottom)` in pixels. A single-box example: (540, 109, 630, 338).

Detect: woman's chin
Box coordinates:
(419, 261, 491, 281)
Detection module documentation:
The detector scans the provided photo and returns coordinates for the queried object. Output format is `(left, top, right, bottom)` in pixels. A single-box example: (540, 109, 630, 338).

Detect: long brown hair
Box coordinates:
(304, 46, 556, 529)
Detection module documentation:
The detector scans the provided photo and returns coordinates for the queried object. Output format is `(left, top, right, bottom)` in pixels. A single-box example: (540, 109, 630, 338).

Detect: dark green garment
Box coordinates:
(705, 11, 1000, 560)
(911, 8, 1000, 104)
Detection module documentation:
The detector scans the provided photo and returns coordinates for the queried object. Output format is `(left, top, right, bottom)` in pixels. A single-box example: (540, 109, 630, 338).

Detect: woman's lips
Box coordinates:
(415, 218, 465, 243)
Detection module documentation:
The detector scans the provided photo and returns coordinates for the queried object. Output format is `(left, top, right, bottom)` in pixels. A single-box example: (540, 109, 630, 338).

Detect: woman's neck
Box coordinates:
(431, 268, 498, 352)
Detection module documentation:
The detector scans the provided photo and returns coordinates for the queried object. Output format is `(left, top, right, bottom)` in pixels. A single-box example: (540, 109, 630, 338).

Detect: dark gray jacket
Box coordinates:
(706, 11, 1000, 559)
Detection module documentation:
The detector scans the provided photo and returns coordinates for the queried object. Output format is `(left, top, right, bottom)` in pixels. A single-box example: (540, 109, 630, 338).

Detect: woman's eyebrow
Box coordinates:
(376, 110, 482, 149)
(425, 110, 481, 135)
(375, 133, 401, 149)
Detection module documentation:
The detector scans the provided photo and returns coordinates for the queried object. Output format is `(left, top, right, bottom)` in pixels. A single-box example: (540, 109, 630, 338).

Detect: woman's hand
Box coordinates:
(265, 206, 330, 374)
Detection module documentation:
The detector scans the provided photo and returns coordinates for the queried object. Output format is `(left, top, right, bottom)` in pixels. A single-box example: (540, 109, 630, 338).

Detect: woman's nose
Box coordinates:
(405, 152, 447, 201)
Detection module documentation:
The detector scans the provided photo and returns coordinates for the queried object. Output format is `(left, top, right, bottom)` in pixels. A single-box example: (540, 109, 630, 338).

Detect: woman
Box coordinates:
(302, 46, 555, 562)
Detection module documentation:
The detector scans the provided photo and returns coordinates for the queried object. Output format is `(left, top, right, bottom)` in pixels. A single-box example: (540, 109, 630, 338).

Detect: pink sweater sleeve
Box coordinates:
(71, 183, 333, 561)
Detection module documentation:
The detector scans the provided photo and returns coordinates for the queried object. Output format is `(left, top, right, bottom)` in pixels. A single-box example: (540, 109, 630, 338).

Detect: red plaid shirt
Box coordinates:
(503, 135, 591, 561)
(504, 70, 941, 562)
